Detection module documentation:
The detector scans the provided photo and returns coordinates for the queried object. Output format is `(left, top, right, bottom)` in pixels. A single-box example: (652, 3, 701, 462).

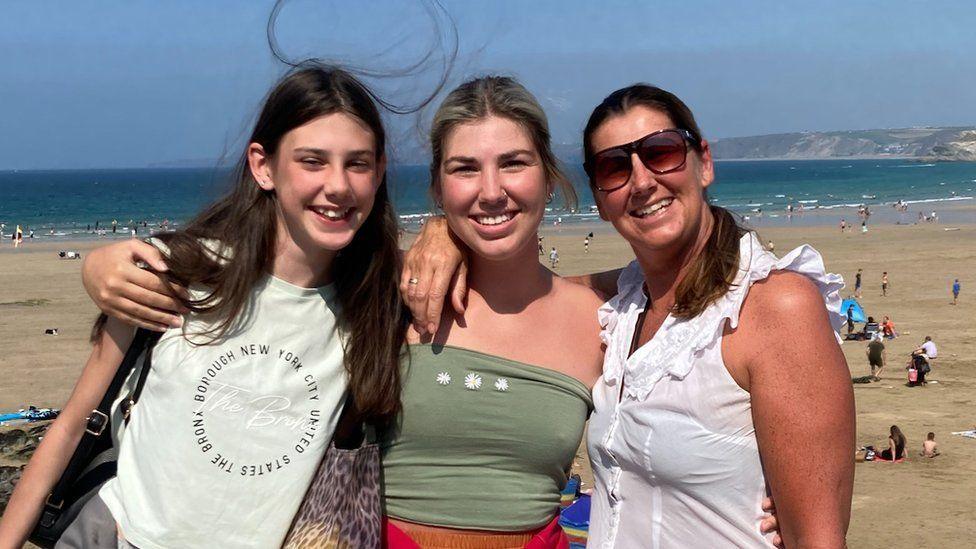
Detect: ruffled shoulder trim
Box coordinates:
(722, 233, 846, 338)
(598, 233, 845, 401)
(597, 261, 645, 337)
(597, 261, 647, 386)
(682, 232, 846, 366)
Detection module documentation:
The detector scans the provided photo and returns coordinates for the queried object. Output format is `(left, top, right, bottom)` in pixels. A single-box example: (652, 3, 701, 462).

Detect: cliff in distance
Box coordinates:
(710, 127, 976, 161)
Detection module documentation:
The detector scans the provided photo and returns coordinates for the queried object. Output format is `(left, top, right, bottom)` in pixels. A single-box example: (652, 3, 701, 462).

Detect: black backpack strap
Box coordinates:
(121, 331, 161, 425)
(43, 328, 161, 513)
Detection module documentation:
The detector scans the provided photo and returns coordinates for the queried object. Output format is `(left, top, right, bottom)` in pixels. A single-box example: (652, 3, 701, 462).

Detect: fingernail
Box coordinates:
(171, 316, 183, 327)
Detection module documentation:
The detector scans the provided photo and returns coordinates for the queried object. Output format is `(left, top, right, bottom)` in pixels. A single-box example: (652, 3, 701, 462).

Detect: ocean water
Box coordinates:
(1, 159, 974, 240)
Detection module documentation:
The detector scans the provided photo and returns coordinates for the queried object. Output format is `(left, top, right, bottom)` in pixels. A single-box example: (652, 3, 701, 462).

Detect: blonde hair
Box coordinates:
(429, 76, 577, 210)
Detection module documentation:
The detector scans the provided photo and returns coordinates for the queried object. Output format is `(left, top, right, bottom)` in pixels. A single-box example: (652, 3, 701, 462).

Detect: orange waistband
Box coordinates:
(385, 518, 538, 549)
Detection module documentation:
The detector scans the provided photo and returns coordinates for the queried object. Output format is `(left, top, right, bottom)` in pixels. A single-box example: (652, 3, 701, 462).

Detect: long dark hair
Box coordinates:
(94, 65, 407, 423)
(582, 84, 746, 319)
(890, 425, 907, 455)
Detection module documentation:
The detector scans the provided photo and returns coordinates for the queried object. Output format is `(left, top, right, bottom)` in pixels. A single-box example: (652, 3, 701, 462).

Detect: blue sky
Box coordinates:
(2, 0, 975, 169)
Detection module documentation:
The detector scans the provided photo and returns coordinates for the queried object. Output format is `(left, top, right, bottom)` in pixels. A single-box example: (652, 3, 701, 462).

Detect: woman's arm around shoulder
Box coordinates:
(0, 318, 135, 548)
(81, 239, 187, 332)
(726, 270, 855, 549)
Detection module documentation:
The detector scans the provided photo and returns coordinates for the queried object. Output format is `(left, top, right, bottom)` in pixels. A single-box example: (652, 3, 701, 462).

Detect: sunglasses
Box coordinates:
(584, 129, 697, 192)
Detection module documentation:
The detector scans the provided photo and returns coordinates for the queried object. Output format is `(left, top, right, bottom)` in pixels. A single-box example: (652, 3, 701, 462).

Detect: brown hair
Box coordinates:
(429, 75, 577, 210)
(890, 425, 907, 454)
(582, 84, 746, 319)
(94, 65, 407, 423)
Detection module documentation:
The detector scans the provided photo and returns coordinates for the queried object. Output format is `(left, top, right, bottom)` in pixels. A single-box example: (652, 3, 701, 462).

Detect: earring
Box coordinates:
(434, 200, 443, 209)
(546, 191, 554, 204)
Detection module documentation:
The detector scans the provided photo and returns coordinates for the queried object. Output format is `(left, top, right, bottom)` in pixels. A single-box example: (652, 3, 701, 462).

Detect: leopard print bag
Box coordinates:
(282, 426, 382, 549)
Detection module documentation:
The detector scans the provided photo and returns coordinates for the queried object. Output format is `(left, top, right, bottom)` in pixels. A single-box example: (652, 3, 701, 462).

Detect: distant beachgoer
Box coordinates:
(881, 271, 889, 297)
(111, 219, 118, 233)
(854, 269, 862, 298)
(549, 246, 559, 268)
(14, 225, 23, 248)
(840, 219, 847, 232)
(878, 425, 907, 461)
(882, 315, 897, 339)
(538, 236, 544, 255)
(766, 239, 774, 253)
(952, 278, 960, 305)
(29, 229, 35, 238)
(861, 221, 867, 234)
(866, 334, 886, 381)
(911, 336, 937, 385)
(846, 304, 855, 336)
(921, 433, 940, 458)
(863, 316, 880, 340)
(916, 336, 938, 360)
(584, 235, 590, 253)
(930, 211, 937, 222)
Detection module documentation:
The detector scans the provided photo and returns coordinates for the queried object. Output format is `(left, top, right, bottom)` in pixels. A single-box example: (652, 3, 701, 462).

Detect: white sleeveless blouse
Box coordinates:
(587, 233, 844, 548)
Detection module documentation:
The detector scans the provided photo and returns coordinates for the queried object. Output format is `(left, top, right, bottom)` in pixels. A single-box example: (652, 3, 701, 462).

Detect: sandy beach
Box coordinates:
(1, 219, 974, 547)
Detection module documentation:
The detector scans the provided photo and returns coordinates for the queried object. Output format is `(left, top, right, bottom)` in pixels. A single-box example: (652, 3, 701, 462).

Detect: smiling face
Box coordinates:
(590, 105, 714, 257)
(250, 112, 384, 264)
(435, 115, 549, 261)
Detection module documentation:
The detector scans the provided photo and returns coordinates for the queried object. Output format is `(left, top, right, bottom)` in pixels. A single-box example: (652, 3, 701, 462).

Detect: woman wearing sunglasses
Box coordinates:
(402, 84, 855, 547)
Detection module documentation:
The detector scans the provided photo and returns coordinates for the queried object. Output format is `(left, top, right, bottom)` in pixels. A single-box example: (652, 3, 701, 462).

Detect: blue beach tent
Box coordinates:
(841, 298, 866, 323)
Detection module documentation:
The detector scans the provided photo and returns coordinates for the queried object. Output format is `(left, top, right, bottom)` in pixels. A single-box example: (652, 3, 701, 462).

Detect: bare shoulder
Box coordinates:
(546, 276, 605, 386)
(551, 275, 606, 315)
(725, 270, 838, 386)
(563, 268, 622, 301)
(739, 270, 827, 329)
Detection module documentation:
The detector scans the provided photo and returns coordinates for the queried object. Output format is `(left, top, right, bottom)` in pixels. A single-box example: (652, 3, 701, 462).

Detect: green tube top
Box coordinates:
(380, 344, 593, 531)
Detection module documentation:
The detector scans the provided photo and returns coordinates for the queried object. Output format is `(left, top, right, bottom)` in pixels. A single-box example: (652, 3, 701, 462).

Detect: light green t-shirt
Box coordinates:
(101, 275, 346, 549)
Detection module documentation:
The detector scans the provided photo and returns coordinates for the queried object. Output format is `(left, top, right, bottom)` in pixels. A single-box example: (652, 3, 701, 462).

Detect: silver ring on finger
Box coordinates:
(408, 277, 419, 285)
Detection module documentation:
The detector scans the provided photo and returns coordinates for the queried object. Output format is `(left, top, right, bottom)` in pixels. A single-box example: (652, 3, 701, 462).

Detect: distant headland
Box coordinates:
(710, 127, 976, 161)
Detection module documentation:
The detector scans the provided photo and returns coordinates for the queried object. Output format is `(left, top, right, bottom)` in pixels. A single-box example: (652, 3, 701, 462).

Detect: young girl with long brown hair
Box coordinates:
(0, 64, 406, 548)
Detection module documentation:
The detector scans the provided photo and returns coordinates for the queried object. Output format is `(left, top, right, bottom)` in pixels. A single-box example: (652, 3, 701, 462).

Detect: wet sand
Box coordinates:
(1, 220, 974, 546)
